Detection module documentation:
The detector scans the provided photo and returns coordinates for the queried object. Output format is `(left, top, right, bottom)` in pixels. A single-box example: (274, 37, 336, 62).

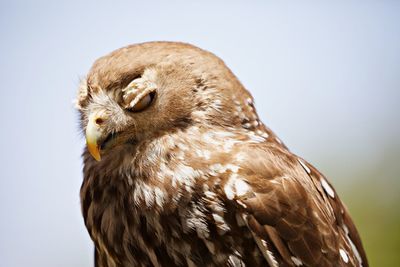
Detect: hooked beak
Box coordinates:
(85, 113, 106, 161)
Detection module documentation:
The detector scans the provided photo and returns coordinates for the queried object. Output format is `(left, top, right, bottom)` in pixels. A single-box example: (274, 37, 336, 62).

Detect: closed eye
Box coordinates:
(127, 91, 156, 112)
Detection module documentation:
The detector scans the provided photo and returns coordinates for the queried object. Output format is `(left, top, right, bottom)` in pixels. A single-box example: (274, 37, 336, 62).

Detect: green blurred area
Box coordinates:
(327, 145, 400, 267)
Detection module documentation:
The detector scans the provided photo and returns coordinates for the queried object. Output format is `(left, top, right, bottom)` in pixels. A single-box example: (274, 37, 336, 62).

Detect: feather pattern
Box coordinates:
(77, 41, 368, 267)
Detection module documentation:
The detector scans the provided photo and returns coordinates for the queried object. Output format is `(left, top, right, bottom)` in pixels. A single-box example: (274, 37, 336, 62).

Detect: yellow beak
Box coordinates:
(85, 114, 105, 161)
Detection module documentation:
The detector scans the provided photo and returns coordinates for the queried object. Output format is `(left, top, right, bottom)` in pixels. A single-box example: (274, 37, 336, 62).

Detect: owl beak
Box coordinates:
(85, 114, 106, 161)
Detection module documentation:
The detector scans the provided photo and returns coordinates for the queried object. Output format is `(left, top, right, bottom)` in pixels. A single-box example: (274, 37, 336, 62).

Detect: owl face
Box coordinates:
(77, 64, 203, 161)
(76, 42, 254, 161)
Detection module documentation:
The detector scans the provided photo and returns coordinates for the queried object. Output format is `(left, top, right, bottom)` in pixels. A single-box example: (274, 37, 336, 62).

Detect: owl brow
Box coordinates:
(107, 71, 144, 92)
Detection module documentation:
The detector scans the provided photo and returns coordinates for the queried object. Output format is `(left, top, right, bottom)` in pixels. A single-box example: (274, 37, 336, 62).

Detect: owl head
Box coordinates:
(76, 42, 256, 161)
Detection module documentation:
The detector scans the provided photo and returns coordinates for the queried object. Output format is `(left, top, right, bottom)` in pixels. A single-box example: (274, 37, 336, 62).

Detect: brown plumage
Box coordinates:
(76, 41, 368, 267)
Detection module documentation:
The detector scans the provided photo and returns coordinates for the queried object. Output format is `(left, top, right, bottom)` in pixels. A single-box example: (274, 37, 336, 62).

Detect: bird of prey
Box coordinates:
(76, 42, 368, 267)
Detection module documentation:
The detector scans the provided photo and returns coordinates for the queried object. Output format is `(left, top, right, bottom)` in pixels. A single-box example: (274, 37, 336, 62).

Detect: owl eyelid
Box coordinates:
(126, 91, 156, 113)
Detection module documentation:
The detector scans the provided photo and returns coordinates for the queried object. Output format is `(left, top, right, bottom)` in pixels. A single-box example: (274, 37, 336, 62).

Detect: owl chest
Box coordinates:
(87, 191, 262, 267)
(88, 202, 207, 266)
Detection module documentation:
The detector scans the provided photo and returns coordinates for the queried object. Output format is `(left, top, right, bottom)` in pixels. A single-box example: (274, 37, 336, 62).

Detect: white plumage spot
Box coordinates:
(142, 184, 155, 207)
(234, 179, 249, 197)
(243, 122, 251, 129)
(228, 253, 245, 267)
(340, 249, 349, 263)
(195, 149, 211, 160)
(261, 239, 268, 247)
(212, 213, 230, 234)
(224, 176, 235, 200)
(298, 159, 311, 174)
(212, 213, 225, 224)
(177, 142, 189, 151)
(248, 133, 265, 143)
(185, 204, 210, 238)
(172, 164, 201, 192)
(291, 256, 303, 266)
(343, 224, 363, 265)
(224, 184, 235, 200)
(203, 150, 211, 160)
(226, 164, 239, 173)
(222, 139, 238, 152)
(236, 200, 247, 208)
(154, 187, 165, 207)
(202, 132, 219, 146)
(321, 178, 335, 198)
(209, 163, 224, 174)
(204, 190, 215, 199)
(215, 131, 235, 138)
(266, 250, 278, 267)
(257, 238, 278, 267)
(241, 212, 277, 267)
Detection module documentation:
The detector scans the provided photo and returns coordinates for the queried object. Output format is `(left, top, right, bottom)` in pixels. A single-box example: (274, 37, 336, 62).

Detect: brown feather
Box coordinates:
(77, 41, 368, 267)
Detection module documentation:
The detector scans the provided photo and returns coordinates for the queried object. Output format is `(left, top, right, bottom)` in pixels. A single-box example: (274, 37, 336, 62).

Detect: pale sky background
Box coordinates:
(0, 1, 399, 266)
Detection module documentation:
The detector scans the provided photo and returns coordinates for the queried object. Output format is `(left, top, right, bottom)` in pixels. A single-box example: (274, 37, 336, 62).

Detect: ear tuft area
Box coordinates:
(75, 78, 89, 110)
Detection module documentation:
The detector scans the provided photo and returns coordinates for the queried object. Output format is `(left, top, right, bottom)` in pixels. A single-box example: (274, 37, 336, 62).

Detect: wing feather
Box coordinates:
(228, 143, 368, 266)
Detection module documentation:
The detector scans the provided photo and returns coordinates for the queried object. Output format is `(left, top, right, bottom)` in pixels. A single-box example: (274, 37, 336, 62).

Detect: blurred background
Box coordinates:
(0, 1, 399, 266)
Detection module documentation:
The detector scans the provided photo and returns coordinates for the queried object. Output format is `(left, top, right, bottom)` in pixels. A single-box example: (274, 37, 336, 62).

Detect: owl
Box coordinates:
(76, 42, 368, 267)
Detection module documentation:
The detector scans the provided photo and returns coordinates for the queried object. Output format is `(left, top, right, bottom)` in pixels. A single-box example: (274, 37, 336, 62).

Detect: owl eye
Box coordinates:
(127, 92, 155, 112)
